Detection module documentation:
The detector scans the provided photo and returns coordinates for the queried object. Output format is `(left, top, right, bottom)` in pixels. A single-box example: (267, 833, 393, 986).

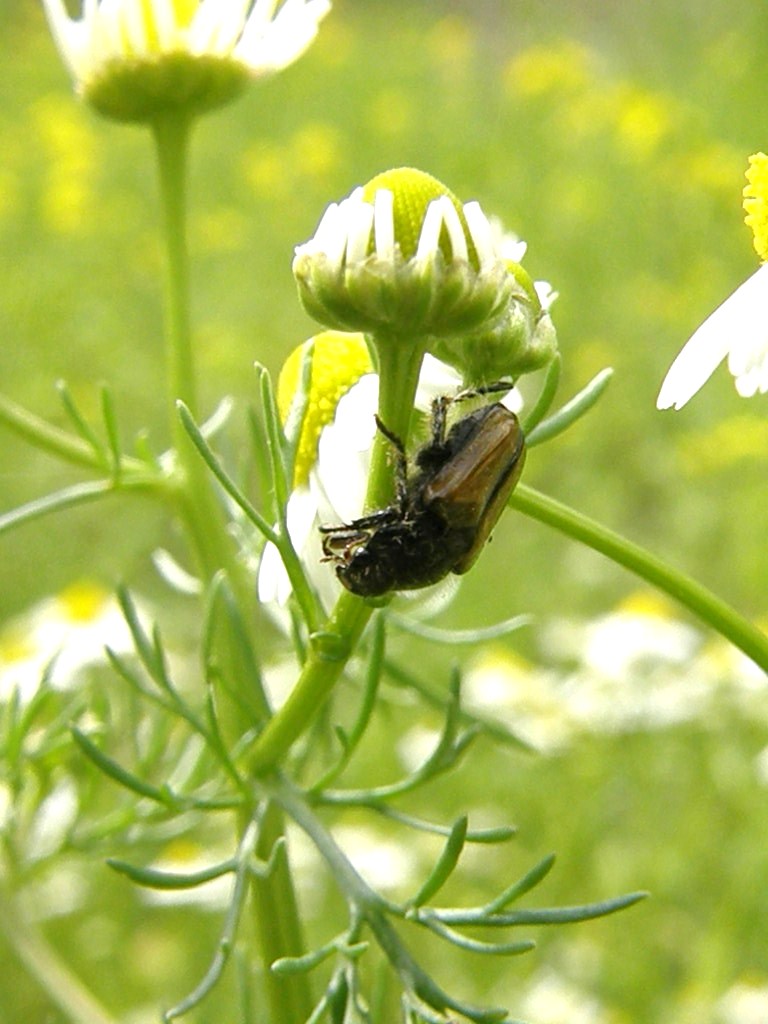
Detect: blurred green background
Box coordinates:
(1, 1, 767, 1022)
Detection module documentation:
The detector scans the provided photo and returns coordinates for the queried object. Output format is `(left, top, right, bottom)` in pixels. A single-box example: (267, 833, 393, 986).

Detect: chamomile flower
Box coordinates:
(293, 167, 515, 343)
(42, 0, 331, 122)
(0, 581, 138, 703)
(257, 332, 520, 611)
(657, 152, 768, 409)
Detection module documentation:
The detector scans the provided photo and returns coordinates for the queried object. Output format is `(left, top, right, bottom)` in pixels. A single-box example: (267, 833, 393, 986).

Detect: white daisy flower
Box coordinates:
(658, 152, 768, 409)
(657, 264, 768, 409)
(258, 349, 486, 612)
(42, 0, 331, 121)
(0, 581, 139, 703)
(257, 330, 525, 614)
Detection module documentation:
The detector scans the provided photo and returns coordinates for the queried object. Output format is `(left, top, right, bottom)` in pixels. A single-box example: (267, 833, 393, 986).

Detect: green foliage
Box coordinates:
(1, 2, 767, 1023)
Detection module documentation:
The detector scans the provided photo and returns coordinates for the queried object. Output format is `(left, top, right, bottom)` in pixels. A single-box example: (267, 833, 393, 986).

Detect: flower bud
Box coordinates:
(432, 257, 558, 383)
(292, 167, 513, 341)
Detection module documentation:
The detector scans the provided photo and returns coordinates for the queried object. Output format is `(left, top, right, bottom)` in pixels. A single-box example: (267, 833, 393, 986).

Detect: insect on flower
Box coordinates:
(320, 384, 526, 597)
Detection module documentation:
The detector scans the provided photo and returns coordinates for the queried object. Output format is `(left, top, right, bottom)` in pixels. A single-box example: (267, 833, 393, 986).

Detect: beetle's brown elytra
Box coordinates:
(319, 384, 525, 597)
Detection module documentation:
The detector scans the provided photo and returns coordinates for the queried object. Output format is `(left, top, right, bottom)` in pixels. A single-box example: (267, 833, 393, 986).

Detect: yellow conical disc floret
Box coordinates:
(278, 332, 373, 486)
(743, 152, 768, 261)
(362, 167, 478, 268)
(293, 166, 512, 340)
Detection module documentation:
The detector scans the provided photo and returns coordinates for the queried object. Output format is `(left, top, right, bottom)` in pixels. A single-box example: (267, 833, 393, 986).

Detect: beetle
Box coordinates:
(319, 383, 526, 597)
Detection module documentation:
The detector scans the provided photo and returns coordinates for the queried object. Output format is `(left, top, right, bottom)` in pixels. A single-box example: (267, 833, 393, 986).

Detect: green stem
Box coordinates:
(267, 777, 501, 1023)
(152, 112, 197, 420)
(151, 112, 306, 1022)
(0, 392, 101, 470)
(249, 591, 372, 774)
(248, 802, 314, 1022)
(366, 335, 426, 509)
(511, 483, 768, 672)
(151, 113, 263, 639)
(0, 892, 120, 1024)
(248, 336, 427, 776)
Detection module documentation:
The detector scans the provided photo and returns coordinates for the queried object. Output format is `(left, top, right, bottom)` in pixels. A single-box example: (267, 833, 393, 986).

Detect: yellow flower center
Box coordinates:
(616, 590, 674, 620)
(362, 166, 478, 267)
(117, 0, 198, 54)
(743, 152, 768, 261)
(168, 0, 199, 29)
(59, 581, 111, 622)
(277, 332, 373, 487)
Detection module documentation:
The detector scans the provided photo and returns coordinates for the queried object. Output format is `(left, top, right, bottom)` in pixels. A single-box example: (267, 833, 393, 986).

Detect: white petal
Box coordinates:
(257, 540, 288, 604)
(414, 354, 463, 407)
(463, 201, 495, 267)
(734, 359, 768, 397)
(343, 195, 375, 265)
(534, 280, 558, 311)
(191, 0, 251, 56)
(500, 387, 524, 414)
(414, 199, 443, 262)
(149, 0, 182, 51)
(244, 0, 282, 33)
(656, 267, 768, 410)
(258, 487, 321, 606)
(437, 195, 467, 262)
(489, 215, 527, 263)
(725, 267, 768, 390)
(316, 375, 378, 522)
(236, 0, 330, 74)
(286, 484, 321, 553)
(42, 0, 89, 76)
(297, 200, 346, 264)
(373, 189, 396, 263)
(120, 0, 153, 57)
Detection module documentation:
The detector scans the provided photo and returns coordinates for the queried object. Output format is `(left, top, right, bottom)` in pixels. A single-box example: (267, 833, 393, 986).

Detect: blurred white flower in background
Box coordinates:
(517, 968, 609, 1024)
(716, 979, 768, 1024)
(42, 0, 331, 120)
(26, 778, 80, 863)
(463, 650, 574, 753)
(0, 581, 138, 703)
(464, 592, 766, 751)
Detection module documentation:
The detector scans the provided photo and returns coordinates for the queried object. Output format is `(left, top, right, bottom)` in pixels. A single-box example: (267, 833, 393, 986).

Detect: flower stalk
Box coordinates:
(249, 326, 429, 777)
(249, 589, 372, 774)
(511, 483, 768, 672)
(365, 330, 426, 509)
(153, 112, 197, 419)
(151, 107, 309, 1022)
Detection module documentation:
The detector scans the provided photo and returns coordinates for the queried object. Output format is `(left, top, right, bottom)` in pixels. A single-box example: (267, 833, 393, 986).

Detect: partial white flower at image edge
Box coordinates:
(658, 151, 768, 410)
(657, 263, 768, 410)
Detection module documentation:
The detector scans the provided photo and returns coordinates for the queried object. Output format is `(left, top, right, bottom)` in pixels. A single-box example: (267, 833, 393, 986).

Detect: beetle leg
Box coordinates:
(430, 395, 450, 446)
(453, 380, 515, 405)
(373, 415, 409, 510)
(320, 526, 371, 562)
(319, 506, 399, 535)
